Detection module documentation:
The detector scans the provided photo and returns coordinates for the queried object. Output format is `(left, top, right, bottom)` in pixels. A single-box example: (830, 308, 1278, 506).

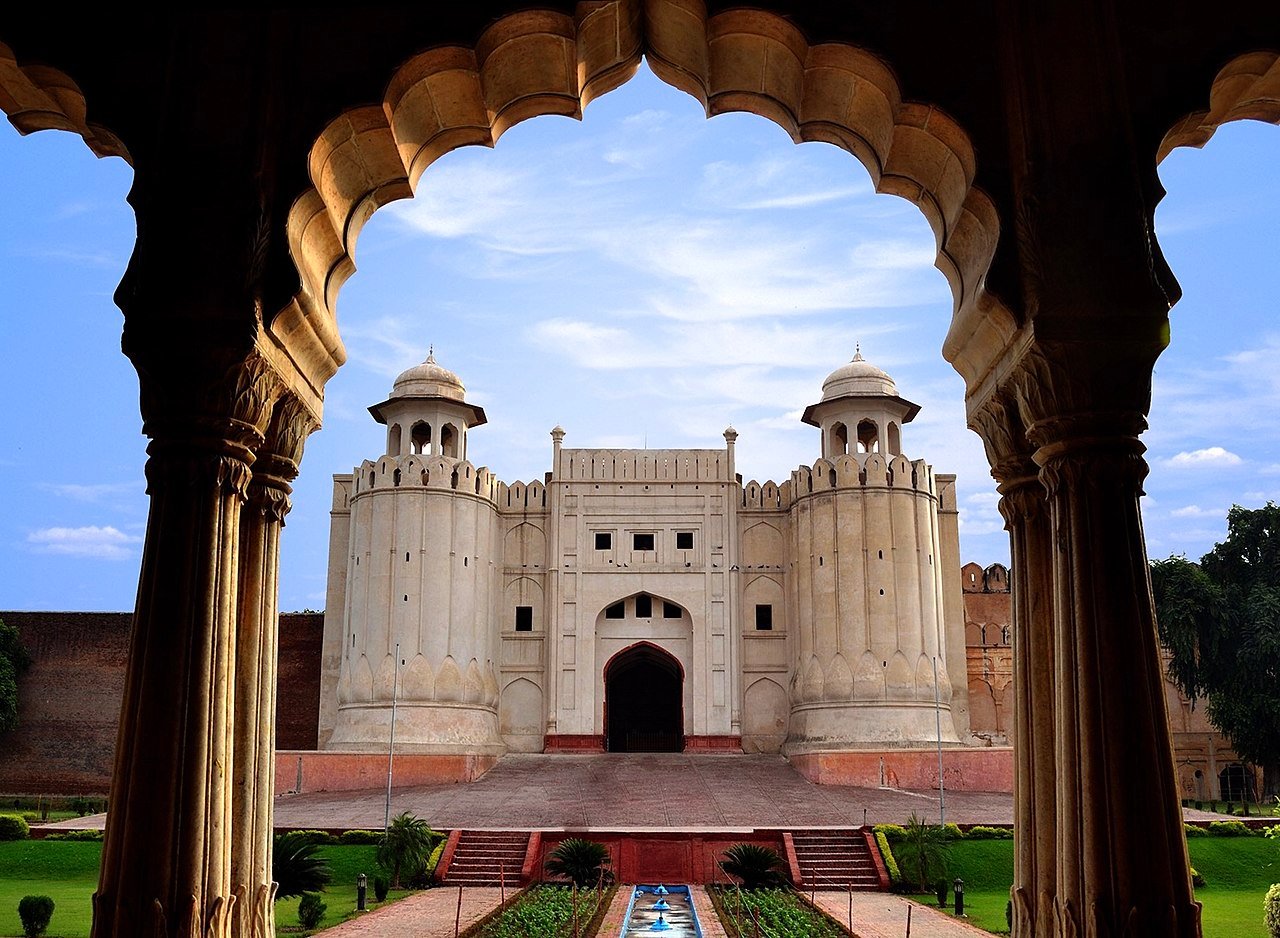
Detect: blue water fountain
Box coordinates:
(619, 884, 703, 937)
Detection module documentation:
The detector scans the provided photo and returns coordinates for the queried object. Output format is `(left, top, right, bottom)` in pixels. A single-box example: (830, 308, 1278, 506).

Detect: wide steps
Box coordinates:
(443, 830, 530, 886)
(790, 830, 883, 891)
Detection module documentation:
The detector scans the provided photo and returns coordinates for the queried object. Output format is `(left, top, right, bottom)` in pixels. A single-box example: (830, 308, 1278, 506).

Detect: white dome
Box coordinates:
(821, 348, 897, 401)
(390, 349, 465, 402)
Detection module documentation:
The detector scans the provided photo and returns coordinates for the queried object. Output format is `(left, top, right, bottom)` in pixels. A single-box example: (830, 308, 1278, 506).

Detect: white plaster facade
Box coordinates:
(318, 350, 970, 758)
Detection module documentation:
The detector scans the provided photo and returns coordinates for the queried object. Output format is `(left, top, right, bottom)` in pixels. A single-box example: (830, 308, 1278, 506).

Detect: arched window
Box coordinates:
(441, 423, 458, 458)
(887, 422, 902, 455)
(857, 419, 878, 453)
(411, 422, 432, 455)
(388, 423, 403, 456)
(831, 422, 848, 456)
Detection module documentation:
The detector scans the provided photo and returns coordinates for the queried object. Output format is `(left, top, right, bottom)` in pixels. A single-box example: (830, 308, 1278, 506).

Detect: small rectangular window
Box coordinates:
(594, 531, 612, 550)
(605, 601, 626, 619)
(676, 531, 694, 550)
(663, 601, 682, 619)
(515, 606, 533, 631)
(633, 532, 655, 551)
(755, 604, 773, 631)
(635, 594, 652, 618)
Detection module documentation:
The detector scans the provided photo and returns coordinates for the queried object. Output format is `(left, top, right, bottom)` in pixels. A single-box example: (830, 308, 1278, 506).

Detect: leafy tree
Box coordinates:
(718, 843, 786, 889)
(272, 831, 332, 900)
(296, 893, 327, 930)
(895, 813, 950, 892)
(0, 618, 32, 734)
(375, 812, 441, 888)
(1151, 503, 1280, 796)
(545, 837, 613, 887)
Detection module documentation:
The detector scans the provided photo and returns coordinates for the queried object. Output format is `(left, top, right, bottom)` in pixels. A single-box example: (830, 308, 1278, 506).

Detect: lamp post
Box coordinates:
(953, 877, 965, 916)
(357, 873, 368, 912)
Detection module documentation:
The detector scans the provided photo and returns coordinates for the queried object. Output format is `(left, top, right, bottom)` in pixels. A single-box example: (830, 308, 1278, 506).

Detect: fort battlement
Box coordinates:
(741, 453, 936, 511)
(555, 448, 730, 482)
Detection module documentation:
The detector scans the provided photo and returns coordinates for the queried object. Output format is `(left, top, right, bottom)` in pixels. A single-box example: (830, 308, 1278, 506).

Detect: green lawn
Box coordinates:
(0, 842, 410, 938)
(904, 838, 1280, 938)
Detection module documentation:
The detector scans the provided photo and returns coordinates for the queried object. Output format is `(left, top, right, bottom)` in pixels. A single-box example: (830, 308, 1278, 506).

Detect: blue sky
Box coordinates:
(1, 62, 1277, 612)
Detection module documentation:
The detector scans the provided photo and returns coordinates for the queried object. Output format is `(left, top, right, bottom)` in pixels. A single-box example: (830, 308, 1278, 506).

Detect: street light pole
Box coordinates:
(933, 655, 945, 827)
(384, 642, 401, 832)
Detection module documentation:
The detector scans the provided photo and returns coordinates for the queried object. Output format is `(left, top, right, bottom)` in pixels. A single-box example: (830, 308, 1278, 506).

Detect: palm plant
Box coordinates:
(272, 831, 332, 900)
(718, 843, 786, 889)
(896, 813, 950, 892)
(376, 812, 442, 888)
(545, 837, 613, 887)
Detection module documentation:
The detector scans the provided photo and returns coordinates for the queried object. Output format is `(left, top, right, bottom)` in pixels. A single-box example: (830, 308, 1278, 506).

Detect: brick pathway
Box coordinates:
(812, 892, 991, 937)
(313, 886, 503, 937)
(275, 753, 1015, 830)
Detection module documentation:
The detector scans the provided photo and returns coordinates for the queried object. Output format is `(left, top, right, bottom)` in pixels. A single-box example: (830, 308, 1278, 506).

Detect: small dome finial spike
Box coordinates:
(426, 344, 435, 363)
(853, 342, 863, 362)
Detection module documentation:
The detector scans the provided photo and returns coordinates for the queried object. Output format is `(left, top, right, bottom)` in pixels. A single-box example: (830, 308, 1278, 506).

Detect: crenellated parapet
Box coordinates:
(786, 453, 936, 497)
(350, 454, 503, 501)
(556, 448, 731, 482)
(740, 479, 790, 511)
(495, 479, 548, 512)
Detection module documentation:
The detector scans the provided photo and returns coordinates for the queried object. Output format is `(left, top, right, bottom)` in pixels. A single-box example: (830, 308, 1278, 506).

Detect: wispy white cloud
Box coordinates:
(38, 482, 137, 503)
(26, 525, 142, 560)
(1170, 504, 1220, 518)
(1165, 447, 1242, 467)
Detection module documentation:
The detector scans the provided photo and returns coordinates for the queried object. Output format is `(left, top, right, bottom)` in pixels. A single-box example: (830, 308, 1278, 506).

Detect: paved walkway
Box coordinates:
(812, 892, 991, 937)
(275, 753, 1016, 830)
(273, 752, 1233, 832)
(313, 886, 503, 937)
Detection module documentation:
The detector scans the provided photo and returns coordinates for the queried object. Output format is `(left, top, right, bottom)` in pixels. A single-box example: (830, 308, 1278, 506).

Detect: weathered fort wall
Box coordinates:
(0, 611, 323, 795)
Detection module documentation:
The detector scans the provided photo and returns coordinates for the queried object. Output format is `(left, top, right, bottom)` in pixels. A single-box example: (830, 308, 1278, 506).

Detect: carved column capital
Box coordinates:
(245, 394, 318, 522)
(137, 351, 285, 500)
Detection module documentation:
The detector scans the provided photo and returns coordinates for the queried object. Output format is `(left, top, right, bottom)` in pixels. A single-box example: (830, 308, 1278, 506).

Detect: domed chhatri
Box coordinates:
(391, 346, 466, 402)
(820, 346, 898, 401)
(802, 345, 919, 458)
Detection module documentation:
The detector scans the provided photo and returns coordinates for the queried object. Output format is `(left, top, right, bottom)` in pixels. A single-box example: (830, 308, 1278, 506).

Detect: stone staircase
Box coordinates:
(441, 830, 530, 886)
(789, 829, 883, 890)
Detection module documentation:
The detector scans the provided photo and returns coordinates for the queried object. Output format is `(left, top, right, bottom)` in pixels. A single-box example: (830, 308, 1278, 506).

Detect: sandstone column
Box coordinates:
(94, 351, 280, 938)
(975, 395, 1056, 937)
(231, 396, 315, 938)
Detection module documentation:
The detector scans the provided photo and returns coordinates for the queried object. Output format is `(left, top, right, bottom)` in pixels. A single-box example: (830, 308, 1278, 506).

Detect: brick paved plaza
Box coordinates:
(275, 752, 1015, 831)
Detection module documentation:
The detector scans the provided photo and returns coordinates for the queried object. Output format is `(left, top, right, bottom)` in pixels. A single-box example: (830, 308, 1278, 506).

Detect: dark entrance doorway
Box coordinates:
(605, 643, 684, 752)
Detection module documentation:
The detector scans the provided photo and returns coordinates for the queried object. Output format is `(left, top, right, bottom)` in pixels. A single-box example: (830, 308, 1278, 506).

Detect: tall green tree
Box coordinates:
(1151, 503, 1280, 796)
(0, 618, 32, 734)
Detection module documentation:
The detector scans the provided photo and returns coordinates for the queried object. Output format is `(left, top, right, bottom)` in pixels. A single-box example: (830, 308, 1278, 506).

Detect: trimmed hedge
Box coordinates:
(0, 815, 30, 841)
(1207, 820, 1253, 837)
(875, 830, 901, 889)
(18, 895, 54, 937)
(339, 829, 382, 845)
(967, 826, 1014, 840)
(874, 823, 907, 845)
(1184, 823, 1209, 837)
(942, 823, 965, 840)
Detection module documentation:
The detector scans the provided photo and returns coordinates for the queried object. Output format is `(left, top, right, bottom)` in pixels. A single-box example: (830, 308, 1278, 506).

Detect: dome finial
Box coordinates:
(426, 344, 436, 364)
(853, 342, 863, 362)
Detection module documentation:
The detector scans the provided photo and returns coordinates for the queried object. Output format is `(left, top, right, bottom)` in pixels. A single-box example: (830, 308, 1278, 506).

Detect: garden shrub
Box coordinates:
(875, 831, 901, 890)
(289, 829, 338, 845)
(1266, 883, 1280, 938)
(719, 843, 786, 889)
(339, 829, 382, 845)
(44, 829, 103, 841)
(0, 814, 30, 841)
(297, 893, 326, 930)
(1184, 823, 1208, 837)
(967, 825, 1013, 840)
(373, 876, 389, 902)
(1208, 819, 1252, 837)
(935, 878, 948, 907)
(942, 823, 965, 840)
(874, 823, 907, 844)
(18, 895, 54, 937)
(1264, 824, 1280, 840)
(1190, 867, 1205, 887)
(426, 840, 446, 877)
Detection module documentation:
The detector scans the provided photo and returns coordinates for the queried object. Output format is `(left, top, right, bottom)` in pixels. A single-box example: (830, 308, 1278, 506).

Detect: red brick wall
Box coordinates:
(0, 611, 324, 795)
(0, 612, 131, 796)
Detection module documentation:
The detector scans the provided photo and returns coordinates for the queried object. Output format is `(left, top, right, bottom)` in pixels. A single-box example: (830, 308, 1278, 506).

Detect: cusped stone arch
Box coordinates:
(1159, 52, 1280, 161)
(741, 520, 783, 564)
(268, 1, 1008, 409)
(499, 677, 545, 751)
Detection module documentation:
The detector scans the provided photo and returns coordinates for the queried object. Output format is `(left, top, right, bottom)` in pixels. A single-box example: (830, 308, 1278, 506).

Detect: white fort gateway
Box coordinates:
(317, 349, 971, 782)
